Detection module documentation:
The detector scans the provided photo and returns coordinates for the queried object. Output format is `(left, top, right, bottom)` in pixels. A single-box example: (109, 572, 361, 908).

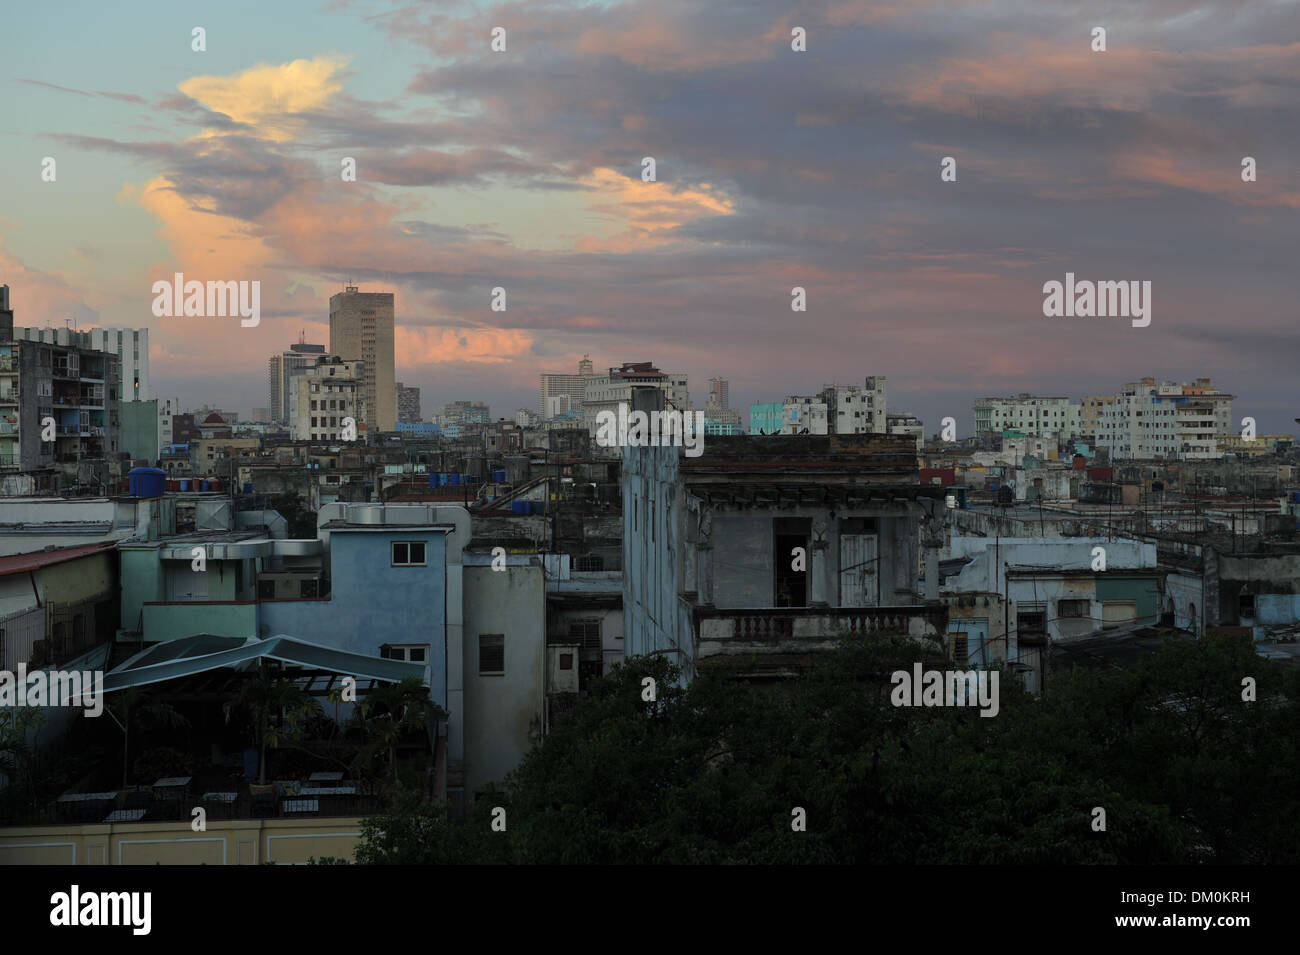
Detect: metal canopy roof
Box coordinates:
(104, 634, 426, 694)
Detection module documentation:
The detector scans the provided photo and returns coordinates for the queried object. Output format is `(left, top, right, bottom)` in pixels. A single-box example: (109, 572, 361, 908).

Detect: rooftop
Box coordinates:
(0, 541, 117, 578)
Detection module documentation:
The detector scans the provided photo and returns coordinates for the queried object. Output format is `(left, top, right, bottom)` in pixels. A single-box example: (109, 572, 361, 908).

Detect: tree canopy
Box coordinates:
(350, 633, 1299, 864)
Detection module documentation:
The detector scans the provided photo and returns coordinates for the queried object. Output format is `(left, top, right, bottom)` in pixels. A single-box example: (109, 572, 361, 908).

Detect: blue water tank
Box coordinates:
(179, 479, 190, 492)
(243, 483, 253, 494)
(532, 500, 545, 515)
(511, 500, 529, 515)
(492, 469, 506, 483)
(201, 480, 211, 492)
(127, 467, 166, 499)
(447, 473, 460, 486)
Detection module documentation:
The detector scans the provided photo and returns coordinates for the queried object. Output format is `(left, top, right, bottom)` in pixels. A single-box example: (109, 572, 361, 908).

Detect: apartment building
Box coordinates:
(268, 341, 326, 424)
(1096, 378, 1233, 461)
(582, 362, 689, 435)
(821, 376, 887, 434)
(1, 289, 120, 471)
(396, 382, 421, 423)
(16, 324, 148, 402)
(329, 286, 395, 433)
(973, 394, 1081, 441)
(540, 357, 595, 417)
(289, 356, 367, 441)
(781, 395, 828, 434)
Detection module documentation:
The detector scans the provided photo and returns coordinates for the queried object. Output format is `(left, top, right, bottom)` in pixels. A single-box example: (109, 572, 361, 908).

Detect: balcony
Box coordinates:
(691, 603, 949, 663)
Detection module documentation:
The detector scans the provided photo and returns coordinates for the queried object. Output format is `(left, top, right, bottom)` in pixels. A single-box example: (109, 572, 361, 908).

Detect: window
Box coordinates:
(1058, 599, 1088, 618)
(1238, 594, 1255, 619)
(559, 653, 574, 670)
(1017, 606, 1047, 642)
(392, 541, 427, 566)
(382, 644, 427, 663)
(478, 634, 505, 674)
(568, 620, 601, 650)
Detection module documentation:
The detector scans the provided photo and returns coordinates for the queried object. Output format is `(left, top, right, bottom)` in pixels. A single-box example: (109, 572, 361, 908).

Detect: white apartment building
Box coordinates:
(973, 394, 1081, 440)
(821, 376, 887, 434)
(16, 325, 149, 401)
(1096, 378, 1233, 460)
(582, 362, 689, 435)
(289, 356, 367, 441)
(158, 396, 180, 452)
(782, 396, 828, 434)
(887, 411, 924, 450)
(540, 357, 595, 417)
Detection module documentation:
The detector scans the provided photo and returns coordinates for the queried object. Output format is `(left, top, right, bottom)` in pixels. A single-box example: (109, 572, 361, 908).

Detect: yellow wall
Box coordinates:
(0, 817, 363, 865)
(41, 552, 114, 604)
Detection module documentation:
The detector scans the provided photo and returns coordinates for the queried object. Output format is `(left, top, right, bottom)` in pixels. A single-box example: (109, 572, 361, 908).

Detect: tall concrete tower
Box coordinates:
(329, 285, 395, 433)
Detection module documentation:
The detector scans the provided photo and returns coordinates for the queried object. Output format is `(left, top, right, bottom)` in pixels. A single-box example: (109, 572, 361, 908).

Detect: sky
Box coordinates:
(2, 0, 1298, 435)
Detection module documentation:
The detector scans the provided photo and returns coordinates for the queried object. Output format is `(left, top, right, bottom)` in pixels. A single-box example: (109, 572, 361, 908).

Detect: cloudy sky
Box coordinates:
(2, 0, 1297, 434)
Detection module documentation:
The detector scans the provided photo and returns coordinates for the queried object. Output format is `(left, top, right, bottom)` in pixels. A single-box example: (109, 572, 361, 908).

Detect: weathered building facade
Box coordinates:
(624, 430, 947, 681)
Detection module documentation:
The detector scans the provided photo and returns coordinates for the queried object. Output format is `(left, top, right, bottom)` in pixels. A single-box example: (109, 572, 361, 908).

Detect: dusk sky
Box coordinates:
(2, 0, 1298, 433)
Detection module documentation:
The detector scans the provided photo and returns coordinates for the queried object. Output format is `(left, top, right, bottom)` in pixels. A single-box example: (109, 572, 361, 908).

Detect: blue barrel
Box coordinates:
(511, 500, 529, 515)
(179, 479, 190, 492)
(428, 473, 437, 487)
(201, 480, 211, 492)
(127, 467, 166, 498)
(492, 469, 506, 483)
(448, 473, 460, 486)
(243, 483, 253, 494)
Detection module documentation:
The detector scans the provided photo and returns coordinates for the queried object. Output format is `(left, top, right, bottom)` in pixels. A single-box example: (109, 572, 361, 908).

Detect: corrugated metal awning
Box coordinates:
(104, 634, 425, 693)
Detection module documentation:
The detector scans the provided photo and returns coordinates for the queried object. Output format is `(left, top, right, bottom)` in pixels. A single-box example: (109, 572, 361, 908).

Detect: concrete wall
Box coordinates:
(622, 444, 695, 681)
(119, 400, 159, 464)
(462, 563, 545, 796)
(118, 548, 165, 632)
(142, 602, 257, 641)
(0, 817, 364, 865)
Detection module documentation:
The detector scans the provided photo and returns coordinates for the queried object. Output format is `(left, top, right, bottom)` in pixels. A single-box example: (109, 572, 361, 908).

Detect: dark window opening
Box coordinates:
(479, 634, 505, 674)
(774, 517, 811, 608)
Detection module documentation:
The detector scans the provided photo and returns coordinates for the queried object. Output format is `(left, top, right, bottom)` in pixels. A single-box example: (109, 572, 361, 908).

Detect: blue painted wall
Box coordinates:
(260, 529, 448, 708)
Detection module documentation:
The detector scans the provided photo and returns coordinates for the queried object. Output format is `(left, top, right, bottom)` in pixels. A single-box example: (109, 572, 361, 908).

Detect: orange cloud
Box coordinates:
(395, 326, 534, 366)
(1112, 151, 1300, 209)
(574, 167, 735, 253)
(179, 56, 348, 142)
(124, 177, 271, 281)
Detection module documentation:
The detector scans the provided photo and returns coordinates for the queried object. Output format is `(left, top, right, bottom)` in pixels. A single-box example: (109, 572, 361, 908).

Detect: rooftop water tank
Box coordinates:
(127, 467, 166, 499)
